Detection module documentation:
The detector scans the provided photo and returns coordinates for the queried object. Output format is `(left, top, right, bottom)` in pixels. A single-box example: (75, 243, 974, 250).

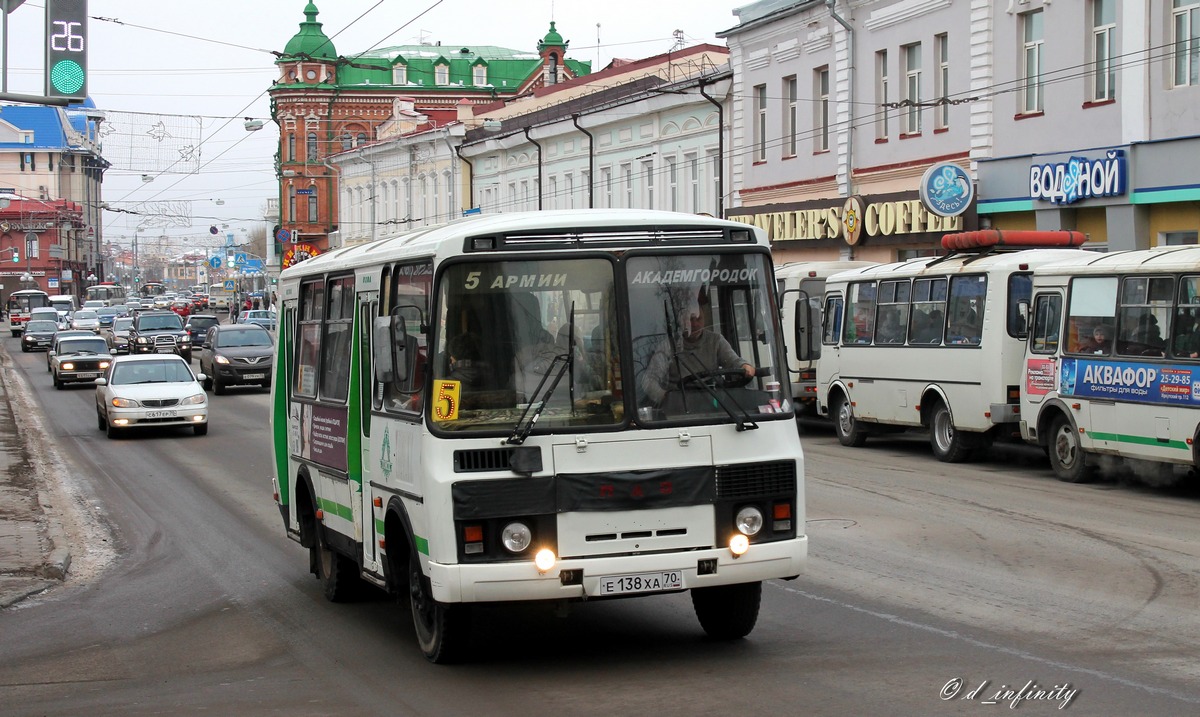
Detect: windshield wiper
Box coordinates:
(506, 352, 571, 446)
(672, 351, 758, 432)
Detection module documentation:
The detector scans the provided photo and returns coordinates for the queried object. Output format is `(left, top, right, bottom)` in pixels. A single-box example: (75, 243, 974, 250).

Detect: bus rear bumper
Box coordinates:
(427, 535, 807, 604)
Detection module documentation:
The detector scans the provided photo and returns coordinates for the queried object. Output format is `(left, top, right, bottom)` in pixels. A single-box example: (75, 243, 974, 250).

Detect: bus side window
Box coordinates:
(822, 295, 843, 345)
(1031, 294, 1061, 354)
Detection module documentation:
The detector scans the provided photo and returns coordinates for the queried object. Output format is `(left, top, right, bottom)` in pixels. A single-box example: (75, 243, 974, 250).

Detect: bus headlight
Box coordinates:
(729, 534, 749, 557)
(534, 548, 556, 573)
(501, 522, 532, 553)
(735, 506, 764, 536)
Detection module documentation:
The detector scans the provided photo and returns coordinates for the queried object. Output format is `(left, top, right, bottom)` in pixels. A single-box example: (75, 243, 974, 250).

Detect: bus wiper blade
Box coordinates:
(675, 351, 758, 432)
(506, 352, 571, 445)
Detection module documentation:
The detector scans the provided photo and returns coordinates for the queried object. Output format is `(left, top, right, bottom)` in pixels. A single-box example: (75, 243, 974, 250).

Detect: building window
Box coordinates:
(392, 65, 407, 84)
(306, 132, 318, 161)
(876, 50, 890, 140)
(815, 66, 830, 151)
(643, 159, 655, 209)
(753, 84, 767, 162)
(686, 153, 700, 213)
(287, 134, 295, 161)
(708, 149, 720, 214)
(1092, 1, 1116, 100)
(435, 64, 449, 85)
(342, 132, 352, 151)
(548, 176, 558, 210)
(903, 43, 922, 134)
(357, 132, 367, 147)
(621, 163, 632, 208)
(565, 173, 575, 209)
(1164, 231, 1199, 245)
(308, 189, 318, 223)
(935, 34, 950, 128)
(1174, 0, 1200, 87)
(783, 76, 797, 157)
(289, 189, 297, 224)
(473, 65, 487, 85)
(601, 166, 612, 208)
(666, 156, 678, 211)
(1022, 10, 1045, 112)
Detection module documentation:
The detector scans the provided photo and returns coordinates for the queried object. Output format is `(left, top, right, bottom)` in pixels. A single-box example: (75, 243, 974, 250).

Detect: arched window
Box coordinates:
(548, 52, 559, 84)
(341, 133, 352, 150)
(357, 132, 368, 146)
(306, 132, 318, 160)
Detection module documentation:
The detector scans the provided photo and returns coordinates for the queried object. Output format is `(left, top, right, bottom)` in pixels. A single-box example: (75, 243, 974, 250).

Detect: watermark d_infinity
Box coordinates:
(941, 677, 1079, 709)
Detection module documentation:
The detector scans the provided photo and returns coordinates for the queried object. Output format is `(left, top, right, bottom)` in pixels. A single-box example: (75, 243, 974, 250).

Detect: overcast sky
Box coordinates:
(2, 0, 745, 251)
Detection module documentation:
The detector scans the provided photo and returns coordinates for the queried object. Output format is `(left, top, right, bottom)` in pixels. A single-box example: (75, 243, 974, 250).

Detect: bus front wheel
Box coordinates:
(691, 581, 762, 640)
(833, 393, 868, 447)
(929, 403, 973, 463)
(1048, 414, 1092, 483)
(408, 545, 470, 664)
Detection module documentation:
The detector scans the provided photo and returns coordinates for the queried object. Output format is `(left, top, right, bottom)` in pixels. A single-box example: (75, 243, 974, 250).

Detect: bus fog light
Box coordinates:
(501, 522, 532, 553)
(729, 534, 749, 557)
(735, 506, 764, 536)
(534, 548, 556, 573)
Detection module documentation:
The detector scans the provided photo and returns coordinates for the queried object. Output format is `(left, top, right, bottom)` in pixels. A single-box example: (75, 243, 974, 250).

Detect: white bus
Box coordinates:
(816, 231, 1088, 462)
(776, 261, 877, 416)
(85, 282, 127, 306)
(7, 289, 51, 336)
(1021, 245, 1200, 482)
(271, 209, 806, 662)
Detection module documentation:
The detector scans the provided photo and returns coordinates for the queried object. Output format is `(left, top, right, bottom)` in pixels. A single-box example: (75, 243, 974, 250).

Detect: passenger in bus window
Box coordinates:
(1133, 313, 1163, 348)
(875, 308, 905, 344)
(1173, 313, 1200, 358)
(1078, 324, 1113, 354)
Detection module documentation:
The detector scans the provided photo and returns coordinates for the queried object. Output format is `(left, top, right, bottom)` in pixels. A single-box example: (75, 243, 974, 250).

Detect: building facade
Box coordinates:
(0, 103, 107, 304)
(269, 2, 591, 261)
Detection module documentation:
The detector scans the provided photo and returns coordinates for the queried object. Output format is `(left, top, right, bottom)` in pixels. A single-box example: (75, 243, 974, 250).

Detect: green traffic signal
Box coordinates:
(45, 0, 88, 101)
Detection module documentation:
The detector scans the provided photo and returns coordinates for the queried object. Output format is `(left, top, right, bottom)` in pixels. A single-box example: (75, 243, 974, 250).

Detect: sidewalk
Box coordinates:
(0, 344, 71, 609)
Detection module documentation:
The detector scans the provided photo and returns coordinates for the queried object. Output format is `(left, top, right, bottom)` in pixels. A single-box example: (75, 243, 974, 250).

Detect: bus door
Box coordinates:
(780, 279, 822, 404)
(359, 296, 380, 572)
(1025, 291, 1064, 408)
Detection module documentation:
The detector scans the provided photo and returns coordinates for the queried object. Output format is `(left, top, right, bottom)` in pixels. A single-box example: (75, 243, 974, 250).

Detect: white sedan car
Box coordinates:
(70, 309, 102, 333)
(95, 354, 209, 438)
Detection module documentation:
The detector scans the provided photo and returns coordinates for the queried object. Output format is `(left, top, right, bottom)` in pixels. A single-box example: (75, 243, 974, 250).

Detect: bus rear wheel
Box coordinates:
(691, 581, 762, 640)
(1048, 414, 1093, 483)
(408, 545, 469, 664)
(929, 403, 974, 463)
(833, 393, 868, 447)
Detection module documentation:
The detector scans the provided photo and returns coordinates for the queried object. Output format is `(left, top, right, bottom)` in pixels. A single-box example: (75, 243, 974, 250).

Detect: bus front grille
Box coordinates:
(715, 460, 796, 498)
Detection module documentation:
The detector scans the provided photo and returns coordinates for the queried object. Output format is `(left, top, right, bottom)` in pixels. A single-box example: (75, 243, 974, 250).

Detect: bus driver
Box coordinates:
(641, 298, 754, 406)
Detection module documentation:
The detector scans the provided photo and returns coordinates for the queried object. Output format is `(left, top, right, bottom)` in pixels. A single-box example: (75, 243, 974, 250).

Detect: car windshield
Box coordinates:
(216, 328, 273, 348)
(112, 318, 134, 330)
(74, 311, 98, 320)
(26, 321, 58, 331)
(111, 360, 194, 385)
(139, 315, 184, 330)
(59, 338, 109, 354)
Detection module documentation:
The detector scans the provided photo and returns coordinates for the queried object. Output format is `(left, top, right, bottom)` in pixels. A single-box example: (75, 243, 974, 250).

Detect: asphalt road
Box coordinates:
(2, 337, 1199, 716)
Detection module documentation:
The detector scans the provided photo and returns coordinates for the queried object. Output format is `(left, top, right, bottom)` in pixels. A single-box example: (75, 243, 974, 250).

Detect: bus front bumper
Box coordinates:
(426, 535, 807, 604)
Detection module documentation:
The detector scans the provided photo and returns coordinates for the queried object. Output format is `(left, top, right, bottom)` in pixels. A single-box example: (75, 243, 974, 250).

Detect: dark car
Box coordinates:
(96, 305, 127, 329)
(197, 324, 274, 394)
(20, 319, 60, 352)
(128, 310, 192, 362)
(103, 316, 136, 354)
(184, 314, 221, 350)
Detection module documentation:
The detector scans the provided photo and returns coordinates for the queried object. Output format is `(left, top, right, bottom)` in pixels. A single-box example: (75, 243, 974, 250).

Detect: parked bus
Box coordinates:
(816, 230, 1088, 462)
(271, 209, 806, 662)
(139, 281, 167, 299)
(85, 282, 127, 306)
(7, 289, 51, 336)
(776, 261, 877, 416)
(1021, 245, 1200, 482)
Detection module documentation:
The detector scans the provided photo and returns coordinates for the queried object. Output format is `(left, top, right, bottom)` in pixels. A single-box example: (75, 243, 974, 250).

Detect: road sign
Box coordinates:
(245, 258, 263, 271)
(234, 252, 248, 267)
(276, 228, 292, 242)
(223, 280, 235, 291)
(209, 255, 222, 269)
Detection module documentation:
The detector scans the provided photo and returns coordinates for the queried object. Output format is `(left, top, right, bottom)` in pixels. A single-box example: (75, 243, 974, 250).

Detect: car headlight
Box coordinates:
(215, 355, 230, 365)
(98, 361, 110, 369)
(61, 362, 75, 370)
(111, 397, 140, 408)
(136, 337, 148, 344)
(180, 392, 206, 406)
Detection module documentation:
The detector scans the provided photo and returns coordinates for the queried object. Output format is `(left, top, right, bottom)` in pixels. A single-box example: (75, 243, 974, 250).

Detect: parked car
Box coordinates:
(50, 335, 112, 389)
(103, 316, 136, 354)
(239, 309, 277, 331)
(70, 309, 102, 333)
(128, 310, 192, 362)
(184, 314, 221, 348)
(95, 354, 208, 438)
(20, 319, 60, 352)
(197, 324, 274, 394)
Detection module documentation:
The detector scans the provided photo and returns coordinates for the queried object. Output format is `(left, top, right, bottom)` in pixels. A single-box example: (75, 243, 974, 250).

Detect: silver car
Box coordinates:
(70, 309, 102, 333)
(50, 336, 112, 389)
(95, 354, 208, 438)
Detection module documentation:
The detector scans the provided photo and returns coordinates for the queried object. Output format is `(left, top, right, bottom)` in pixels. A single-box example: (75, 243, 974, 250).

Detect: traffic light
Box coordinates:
(45, 0, 88, 101)
(10, 249, 18, 263)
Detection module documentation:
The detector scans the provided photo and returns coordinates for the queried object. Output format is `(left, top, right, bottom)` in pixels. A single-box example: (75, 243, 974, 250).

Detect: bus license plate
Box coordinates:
(243, 373, 265, 380)
(596, 571, 683, 596)
(146, 410, 177, 419)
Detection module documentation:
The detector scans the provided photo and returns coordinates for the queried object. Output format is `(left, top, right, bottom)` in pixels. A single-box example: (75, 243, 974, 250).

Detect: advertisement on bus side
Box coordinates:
(1056, 357, 1200, 405)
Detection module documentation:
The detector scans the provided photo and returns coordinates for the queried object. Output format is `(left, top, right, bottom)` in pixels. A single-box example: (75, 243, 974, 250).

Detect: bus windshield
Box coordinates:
(432, 257, 619, 431)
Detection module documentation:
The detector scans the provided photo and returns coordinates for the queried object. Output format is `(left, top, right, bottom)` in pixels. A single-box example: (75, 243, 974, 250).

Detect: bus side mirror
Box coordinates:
(373, 316, 397, 383)
(794, 296, 812, 361)
(1017, 300, 1030, 337)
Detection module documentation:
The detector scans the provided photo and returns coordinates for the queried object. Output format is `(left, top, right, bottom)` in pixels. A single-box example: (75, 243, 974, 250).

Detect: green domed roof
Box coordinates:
(283, 2, 337, 60)
(537, 21, 566, 52)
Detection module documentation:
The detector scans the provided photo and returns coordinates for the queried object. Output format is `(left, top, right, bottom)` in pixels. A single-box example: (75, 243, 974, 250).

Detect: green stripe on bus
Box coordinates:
(414, 535, 429, 555)
(346, 307, 363, 486)
(273, 311, 292, 506)
(318, 497, 353, 521)
(1087, 431, 1189, 451)
(375, 518, 385, 533)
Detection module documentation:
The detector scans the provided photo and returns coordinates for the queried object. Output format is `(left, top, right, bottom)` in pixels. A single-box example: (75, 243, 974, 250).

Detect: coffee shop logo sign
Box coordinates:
(1029, 149, 1126, 205)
